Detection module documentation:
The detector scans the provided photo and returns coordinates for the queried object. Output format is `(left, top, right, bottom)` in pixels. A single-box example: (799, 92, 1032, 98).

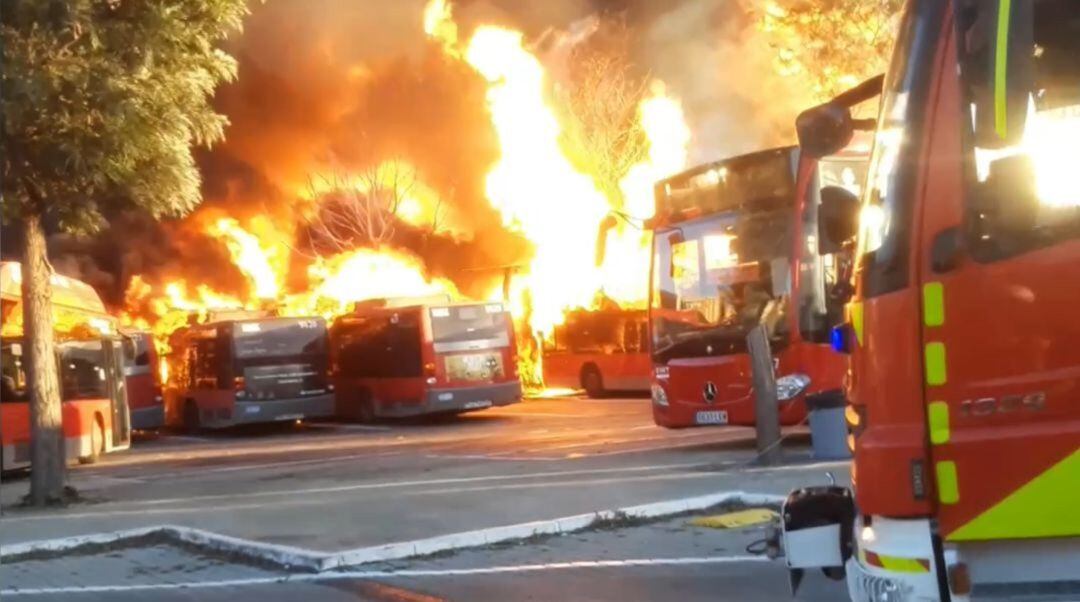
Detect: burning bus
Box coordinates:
(1, 262, 132, 469)
(542, 308, 650, 398)
(330, 297, 521, 421)
(164, 312, 335, 430)
(648, 144, 868, 428)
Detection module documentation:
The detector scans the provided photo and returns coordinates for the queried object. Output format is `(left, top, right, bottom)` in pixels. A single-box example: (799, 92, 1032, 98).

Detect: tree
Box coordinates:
(759, 0, 902, 102)
(556, 17, 650, 210)
(304, 160, 431, 254)
(2, 0, 247, 505)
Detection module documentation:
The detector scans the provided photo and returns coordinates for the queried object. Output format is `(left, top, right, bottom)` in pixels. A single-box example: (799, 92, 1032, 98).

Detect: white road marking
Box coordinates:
(0, 556, 768, 596)
(3, 462, 714, 521)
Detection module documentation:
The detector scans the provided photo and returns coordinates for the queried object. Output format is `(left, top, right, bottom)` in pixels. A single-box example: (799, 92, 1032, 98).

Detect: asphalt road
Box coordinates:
(0, 394, 847, 601)
(0, 395, 825, 549)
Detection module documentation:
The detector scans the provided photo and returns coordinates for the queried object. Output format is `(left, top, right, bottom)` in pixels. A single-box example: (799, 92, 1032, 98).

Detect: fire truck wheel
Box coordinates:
(183, 400, 202, 432)
(581, 366, 606, 399)
(79, 416, 105, 465)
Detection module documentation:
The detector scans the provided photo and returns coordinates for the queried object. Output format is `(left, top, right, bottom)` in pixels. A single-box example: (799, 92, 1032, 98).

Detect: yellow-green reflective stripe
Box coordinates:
(995, 0, 1012, 139)
(879, 556, 930, 574)
(925, 342, 947, 385)
(923, 282, 945, 327)
(928, 401, 950, 445)
(850, 302, 864, 347)
(937, 461, 960, 504)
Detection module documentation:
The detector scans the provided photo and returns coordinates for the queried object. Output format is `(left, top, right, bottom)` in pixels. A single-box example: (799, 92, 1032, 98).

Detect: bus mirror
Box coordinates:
(818, 186, 860, 254)
(967, 0, 1033, 149)
(797, 103, 854, 160)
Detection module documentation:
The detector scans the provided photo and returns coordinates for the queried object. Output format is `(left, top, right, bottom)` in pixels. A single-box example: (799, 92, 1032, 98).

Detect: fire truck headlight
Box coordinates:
(776, 373, 811, 401)
(651, 383, 669, 407)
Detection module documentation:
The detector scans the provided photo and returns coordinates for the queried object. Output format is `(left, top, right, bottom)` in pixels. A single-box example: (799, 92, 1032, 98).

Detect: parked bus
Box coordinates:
(121, 330, 164, 430)
(330, 299, 522, 421)
(648, 145, 868, 428)
(542, 308, 650, 398)
(165, 315, 335, 430)
(1, 261, 131, 469)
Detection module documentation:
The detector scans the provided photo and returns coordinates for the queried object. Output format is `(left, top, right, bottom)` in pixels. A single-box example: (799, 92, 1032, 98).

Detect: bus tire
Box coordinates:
(356, 398, 376, 424)
(79, 415, 105, 465)
(183, 400, 202, 432)
(581, 366, 605, 399)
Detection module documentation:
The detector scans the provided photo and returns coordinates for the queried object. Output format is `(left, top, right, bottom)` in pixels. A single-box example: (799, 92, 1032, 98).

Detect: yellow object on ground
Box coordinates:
(689, 508, 778, 529)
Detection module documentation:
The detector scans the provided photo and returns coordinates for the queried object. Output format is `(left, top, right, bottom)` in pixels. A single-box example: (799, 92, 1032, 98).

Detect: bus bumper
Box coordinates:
(233, 394, 336, 425)
(380, 381, 522, 417)
(131, 405, 165, 430)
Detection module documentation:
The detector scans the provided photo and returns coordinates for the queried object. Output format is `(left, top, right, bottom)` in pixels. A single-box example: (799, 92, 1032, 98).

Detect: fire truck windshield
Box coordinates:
(651, 203, 794, 364)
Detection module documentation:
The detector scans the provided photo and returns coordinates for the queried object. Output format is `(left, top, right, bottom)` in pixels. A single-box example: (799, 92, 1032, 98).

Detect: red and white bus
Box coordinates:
(164, 315, 335, 430)
(121, 330, 164, 430)
(542, 308, 650, 398)
(330, 299, 522, 421)
(648, 145, 868, 428)
(1, 262, 132, 470)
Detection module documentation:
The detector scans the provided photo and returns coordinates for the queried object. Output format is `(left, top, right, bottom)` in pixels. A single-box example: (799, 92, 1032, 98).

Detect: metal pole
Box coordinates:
(747, 324, 782, 465)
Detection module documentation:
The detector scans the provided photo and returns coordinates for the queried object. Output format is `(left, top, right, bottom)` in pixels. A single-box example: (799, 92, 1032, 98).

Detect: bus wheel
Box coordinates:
(582, 367, 605, 399)
(356, 398, 376, 424)
(79, 416, 105, 465)
(183, 400, 202, 432)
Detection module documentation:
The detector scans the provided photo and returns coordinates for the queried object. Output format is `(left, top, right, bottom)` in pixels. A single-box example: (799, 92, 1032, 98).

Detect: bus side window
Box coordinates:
(1, 343, 29, 402)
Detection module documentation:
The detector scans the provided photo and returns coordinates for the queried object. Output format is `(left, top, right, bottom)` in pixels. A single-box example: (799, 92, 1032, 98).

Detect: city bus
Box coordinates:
(1, 261, 131, 469)
(165, 314, 335, 430)
(122, 330, 164, 430)
(542, 308, 650, 398)
(648, 145, 868, 428)
(330, 298, 522, 421)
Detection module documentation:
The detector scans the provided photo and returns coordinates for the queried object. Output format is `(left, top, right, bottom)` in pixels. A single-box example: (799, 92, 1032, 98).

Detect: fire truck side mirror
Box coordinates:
(979, 154, 1040, 236)
(818, 186, 860, 254)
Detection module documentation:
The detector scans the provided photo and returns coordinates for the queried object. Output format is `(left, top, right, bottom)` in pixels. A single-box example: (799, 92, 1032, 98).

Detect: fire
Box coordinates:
(286, 247, 459, 318)
(462, 26, 612, 334)
(122, 2, 693, 393)
(426, 6, 690, 335)
(208, 217, 284, 299)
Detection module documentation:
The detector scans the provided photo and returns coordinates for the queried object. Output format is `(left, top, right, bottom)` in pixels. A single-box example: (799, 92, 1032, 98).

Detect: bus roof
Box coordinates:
(0, 261, 109, 315)
(652, 146, 798, 228)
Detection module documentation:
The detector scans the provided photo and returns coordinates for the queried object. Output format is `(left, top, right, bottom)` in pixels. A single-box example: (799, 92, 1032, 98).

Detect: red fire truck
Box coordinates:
(778, 1, 1080, 599)
(647, 145, 868, 428)
(330, 298, 522, 421)
(1, 262, 132, 469)
(542, 308, 650, 397)
(165, 314, 335, 430)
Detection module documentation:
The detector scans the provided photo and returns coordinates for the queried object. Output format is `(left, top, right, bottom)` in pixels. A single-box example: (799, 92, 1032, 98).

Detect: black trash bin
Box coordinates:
(805, 389, 851, 460)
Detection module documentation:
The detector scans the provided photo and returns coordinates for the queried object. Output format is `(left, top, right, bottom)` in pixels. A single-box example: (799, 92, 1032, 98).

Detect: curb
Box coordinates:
(0, 491, 784, 572)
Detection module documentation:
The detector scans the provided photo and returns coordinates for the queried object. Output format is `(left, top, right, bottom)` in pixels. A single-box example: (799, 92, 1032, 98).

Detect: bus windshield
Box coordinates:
(429, 304, 511, 353)
(232, 318, 328, 361)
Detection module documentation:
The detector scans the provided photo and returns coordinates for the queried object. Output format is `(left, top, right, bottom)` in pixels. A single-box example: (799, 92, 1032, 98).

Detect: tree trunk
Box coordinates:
(21, 212, 67, 505)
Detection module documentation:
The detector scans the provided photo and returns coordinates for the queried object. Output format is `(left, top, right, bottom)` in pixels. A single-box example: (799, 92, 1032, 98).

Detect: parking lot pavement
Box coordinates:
(0, 396, 830, 558)
(0, 511, 845, 602)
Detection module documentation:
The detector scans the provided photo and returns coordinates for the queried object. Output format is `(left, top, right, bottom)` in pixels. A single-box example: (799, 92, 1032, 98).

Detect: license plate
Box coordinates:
(275, 413, 304, 421)
(463, 400, 492, 410)
(695, 410, 728, 425)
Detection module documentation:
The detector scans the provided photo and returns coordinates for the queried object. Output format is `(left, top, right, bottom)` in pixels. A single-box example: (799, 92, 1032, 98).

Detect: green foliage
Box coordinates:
(2, 0, 249, 233)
